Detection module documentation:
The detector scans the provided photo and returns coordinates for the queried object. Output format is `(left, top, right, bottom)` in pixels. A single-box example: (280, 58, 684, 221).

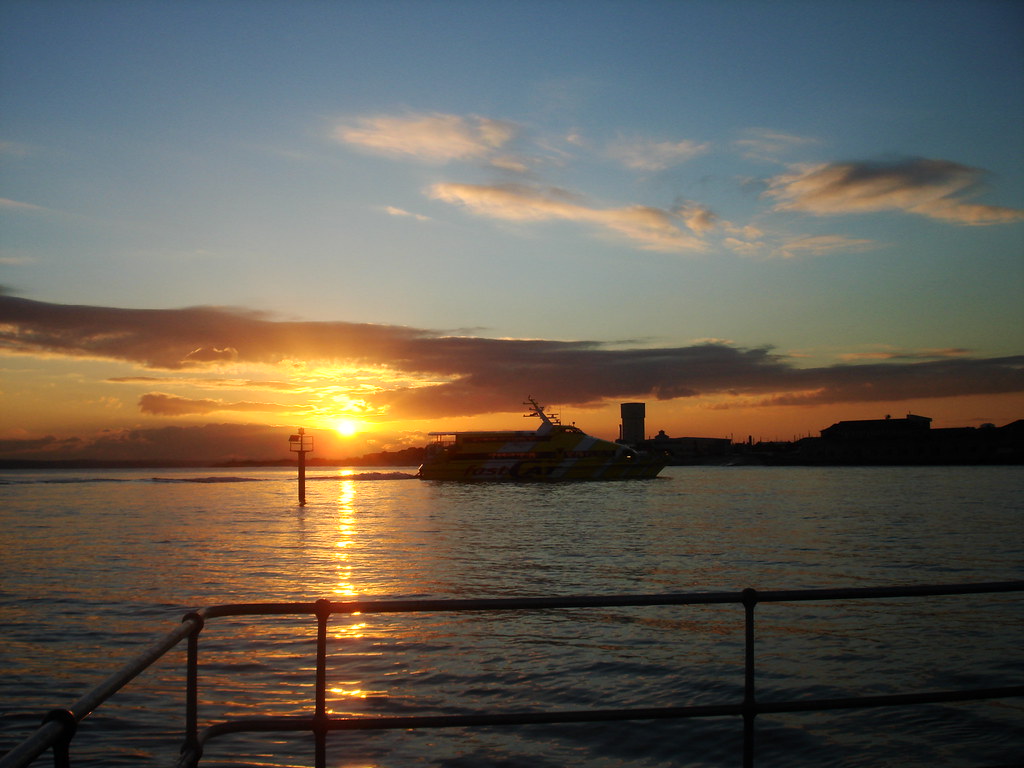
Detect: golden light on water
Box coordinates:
(326, 479, 391, 708)
(333, 480, 358, 597)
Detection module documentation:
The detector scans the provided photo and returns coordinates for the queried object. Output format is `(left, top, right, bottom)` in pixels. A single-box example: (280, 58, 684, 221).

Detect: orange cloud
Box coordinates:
(765, 158, 1024, 225)
(429, 183, 708, 252)
(773, 234, 876, 258)
(334, 112, 517, 164)
(606, 137, 710, 170)
(138, 393, 310, 416)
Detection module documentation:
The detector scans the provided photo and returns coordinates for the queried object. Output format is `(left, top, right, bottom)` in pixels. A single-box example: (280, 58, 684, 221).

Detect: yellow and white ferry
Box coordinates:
(418, 398, 666, 481)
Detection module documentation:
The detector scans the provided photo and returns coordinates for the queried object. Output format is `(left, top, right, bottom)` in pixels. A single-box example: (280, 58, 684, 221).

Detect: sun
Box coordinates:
(331, 418, 361, 437)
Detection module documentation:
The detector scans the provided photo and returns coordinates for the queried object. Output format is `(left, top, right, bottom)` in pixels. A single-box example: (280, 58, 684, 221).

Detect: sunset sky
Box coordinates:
(2, 1, 1023, 463)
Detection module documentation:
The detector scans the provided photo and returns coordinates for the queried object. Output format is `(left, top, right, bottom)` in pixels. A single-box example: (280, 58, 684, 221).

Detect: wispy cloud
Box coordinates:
(0, 197, 47, 212)
(837, 347, 973, 361)
(772, 234, 877, 258)
(138, 392, 311, 416)
(607, 137, 710, 171)
(2, 294, 1021, 420)
(734, 129, 820, 162)
(334, 112, 517, 164)
(383, 205, 431, 221)
(430, 183, 708, 252)
(765, 158, 1024, 225)
(331, 112, 1022, 259)
(0, 141, 34, 158)
(675, 202, 718, 235)
(108, 376, 303, 391)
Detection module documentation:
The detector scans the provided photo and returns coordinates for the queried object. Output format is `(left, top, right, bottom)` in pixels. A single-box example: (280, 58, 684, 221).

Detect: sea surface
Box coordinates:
(1, 465, 1022, 767)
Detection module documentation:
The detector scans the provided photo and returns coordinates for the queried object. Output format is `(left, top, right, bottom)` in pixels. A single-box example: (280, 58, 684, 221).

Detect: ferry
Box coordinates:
(417, 398, 666, 481)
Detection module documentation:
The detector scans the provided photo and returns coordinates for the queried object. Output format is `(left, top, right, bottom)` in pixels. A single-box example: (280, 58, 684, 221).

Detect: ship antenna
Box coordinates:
(524, 396, 556, 427)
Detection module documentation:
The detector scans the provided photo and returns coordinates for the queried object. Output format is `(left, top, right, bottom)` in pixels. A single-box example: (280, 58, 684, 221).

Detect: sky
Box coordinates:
(1, 0, 1023, 463)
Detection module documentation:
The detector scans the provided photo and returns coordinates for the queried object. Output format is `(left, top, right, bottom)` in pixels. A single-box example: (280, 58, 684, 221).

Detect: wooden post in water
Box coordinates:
(288, 428, 314, 505)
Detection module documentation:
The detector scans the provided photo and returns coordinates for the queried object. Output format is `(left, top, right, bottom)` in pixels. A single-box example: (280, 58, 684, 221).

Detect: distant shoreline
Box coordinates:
(0, 460, 419, 470)
(0, 448, 427, 471)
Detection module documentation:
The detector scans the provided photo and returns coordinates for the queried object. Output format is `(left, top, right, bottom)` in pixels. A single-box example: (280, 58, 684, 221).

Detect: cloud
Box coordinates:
(0, 423, 301, 463)
(2, 294, 1022, 421)
(773, 234, 877, 258)
(837, 347, 972, 361)
(734, 129, 820, 162)
(0, 293, 429, 370)
(0, 197, 47, 212)
(765, 158, 1024, 225)
(607, 137, 710, 171)
(383, 205, 431, 221)
(108, 376, 302, 391)
(334, 112, 517, 164)
(675, 202, 719, 235)
(0, 141, 34, 158)
(430, 182, 708, 252)
(138, 392, 308, 416)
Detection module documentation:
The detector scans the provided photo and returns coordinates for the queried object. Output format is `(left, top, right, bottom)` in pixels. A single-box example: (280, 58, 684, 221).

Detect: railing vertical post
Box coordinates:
(741, 588, 758, 768)
(181, 613, 204, 765)
(41, 710, 75, 768)
(314, 599, 331, 768)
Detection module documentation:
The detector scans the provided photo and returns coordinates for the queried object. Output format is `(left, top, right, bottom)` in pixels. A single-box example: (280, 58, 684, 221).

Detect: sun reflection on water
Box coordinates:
(333, 479, 358, 598)
(327, 477, 389, 708)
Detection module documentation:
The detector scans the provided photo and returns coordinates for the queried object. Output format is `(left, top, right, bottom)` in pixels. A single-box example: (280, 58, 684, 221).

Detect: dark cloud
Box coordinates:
(0, 423, 291, 463)
(2, 293, 1022, 419)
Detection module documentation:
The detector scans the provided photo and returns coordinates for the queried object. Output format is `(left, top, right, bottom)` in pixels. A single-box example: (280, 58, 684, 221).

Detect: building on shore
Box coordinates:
(616, 403, 1023, 466)
(617, 403, 731, 464)
(793, 414, 1024, 465)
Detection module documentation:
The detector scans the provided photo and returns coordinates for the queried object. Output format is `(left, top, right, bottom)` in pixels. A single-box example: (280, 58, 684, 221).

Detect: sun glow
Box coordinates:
(331, 418, 361, 437)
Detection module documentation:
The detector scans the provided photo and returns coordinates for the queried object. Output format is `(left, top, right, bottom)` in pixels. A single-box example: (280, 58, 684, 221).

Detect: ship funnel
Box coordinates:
(620, 402, 646, 445)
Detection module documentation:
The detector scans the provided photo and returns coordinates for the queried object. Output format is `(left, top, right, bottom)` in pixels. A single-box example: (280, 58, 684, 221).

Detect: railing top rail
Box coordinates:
(197, 580, 1024, 620)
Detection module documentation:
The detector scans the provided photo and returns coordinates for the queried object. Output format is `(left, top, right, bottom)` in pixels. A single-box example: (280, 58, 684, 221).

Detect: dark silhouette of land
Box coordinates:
(642, 415, 1024, 466)
(2, 416, 1021, 470)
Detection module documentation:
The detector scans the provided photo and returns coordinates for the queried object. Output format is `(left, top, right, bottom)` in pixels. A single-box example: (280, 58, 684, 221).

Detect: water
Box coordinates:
(1, 466, 1022, 767)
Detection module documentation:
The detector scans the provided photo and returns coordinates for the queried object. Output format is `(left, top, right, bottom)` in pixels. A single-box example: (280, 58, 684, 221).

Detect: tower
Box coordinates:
(620, 402, 646, 445)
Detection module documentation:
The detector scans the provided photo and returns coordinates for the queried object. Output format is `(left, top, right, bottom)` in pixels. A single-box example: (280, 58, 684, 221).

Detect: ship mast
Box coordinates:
(524, 397, 559, 429)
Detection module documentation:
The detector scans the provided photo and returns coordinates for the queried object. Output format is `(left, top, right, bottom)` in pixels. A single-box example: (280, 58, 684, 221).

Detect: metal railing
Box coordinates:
(2, 581, 1022, 768)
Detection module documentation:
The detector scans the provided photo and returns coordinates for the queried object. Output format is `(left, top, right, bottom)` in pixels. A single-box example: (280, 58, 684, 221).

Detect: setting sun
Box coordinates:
(331, 418, 361, 437)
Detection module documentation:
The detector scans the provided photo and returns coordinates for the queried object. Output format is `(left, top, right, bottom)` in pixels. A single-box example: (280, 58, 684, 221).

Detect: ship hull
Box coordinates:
(418, 456, 665, 481)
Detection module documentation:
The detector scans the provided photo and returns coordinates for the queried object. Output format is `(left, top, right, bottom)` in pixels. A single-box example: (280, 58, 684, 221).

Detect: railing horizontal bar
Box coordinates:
(200, 704, 745, 741)
(754, 581, 1024, 604)
(0, 617, 201, 768)
(198, 593, 738, 619)
(195, 684, 1024, 742)
(197, 581, 1024, 621)
(758, 685, 1024, 714)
